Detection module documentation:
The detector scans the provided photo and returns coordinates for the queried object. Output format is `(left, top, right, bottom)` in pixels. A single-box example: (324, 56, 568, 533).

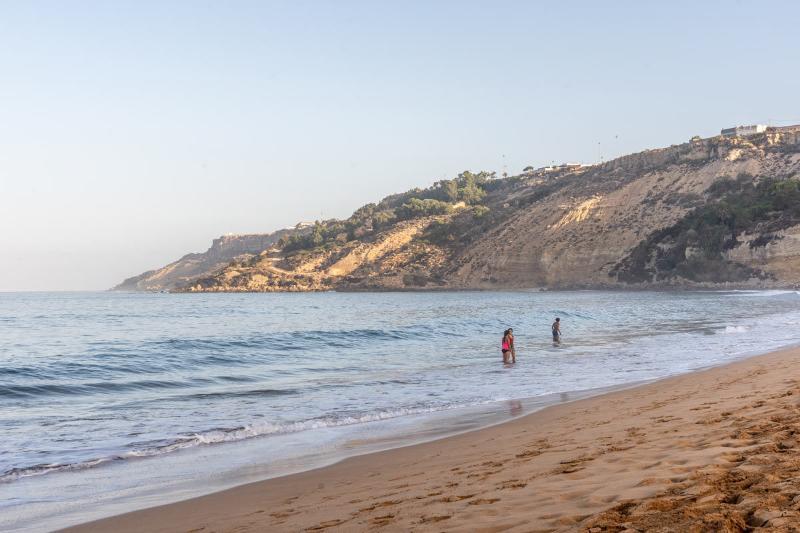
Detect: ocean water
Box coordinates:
(2, 290, 800, 531)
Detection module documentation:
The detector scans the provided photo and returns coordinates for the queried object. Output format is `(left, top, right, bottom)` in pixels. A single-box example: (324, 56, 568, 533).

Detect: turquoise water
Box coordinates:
(2, 290, 799, 531)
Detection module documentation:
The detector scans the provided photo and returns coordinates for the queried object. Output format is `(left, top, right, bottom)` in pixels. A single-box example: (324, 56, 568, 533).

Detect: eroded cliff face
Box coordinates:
(445, 139, 799, 289)
(727, 225, 800, 285)
(182, 218, 449, 292)
(120, 132, 800, 293)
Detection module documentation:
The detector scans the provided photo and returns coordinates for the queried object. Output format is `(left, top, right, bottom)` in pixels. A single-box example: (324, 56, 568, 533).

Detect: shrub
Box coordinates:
(396, 198, 453, 220)
(372, 209, 397, 229)
(472, 205, 490, 218)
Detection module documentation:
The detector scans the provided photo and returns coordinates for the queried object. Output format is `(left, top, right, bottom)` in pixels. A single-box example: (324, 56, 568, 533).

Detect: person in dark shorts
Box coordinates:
(552, 318, 561, 345)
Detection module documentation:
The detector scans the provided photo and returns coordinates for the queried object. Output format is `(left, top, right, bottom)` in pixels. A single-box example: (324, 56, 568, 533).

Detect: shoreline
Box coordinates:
(163, 284, 800, 294)
(65, 344, 800, 532)
(25, 382, 652, 532)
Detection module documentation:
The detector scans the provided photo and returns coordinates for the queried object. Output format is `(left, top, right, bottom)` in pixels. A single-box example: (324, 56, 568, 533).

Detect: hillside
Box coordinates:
(117, 129, 800, 292)
(113, 229, 301, 291)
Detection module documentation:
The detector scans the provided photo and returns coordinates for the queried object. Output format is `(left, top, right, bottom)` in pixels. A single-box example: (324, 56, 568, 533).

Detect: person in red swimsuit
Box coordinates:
(502, 328, 516, 363)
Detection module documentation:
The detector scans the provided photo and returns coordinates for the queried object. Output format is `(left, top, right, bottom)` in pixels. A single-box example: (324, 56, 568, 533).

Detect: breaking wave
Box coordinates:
(0, 402, 481, 483)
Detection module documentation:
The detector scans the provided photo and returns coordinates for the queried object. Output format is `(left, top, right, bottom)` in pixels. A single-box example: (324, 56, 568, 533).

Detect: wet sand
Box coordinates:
(65, 346, 800, 532)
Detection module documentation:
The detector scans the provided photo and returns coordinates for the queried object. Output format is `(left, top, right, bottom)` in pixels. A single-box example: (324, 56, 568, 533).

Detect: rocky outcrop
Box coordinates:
(726, 225, 800, 285)
(113, 230, 300, 291)
(180, 218, 446, 292)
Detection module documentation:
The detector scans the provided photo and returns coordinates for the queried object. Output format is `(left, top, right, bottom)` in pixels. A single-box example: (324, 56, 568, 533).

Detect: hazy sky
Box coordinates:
(2, 1, 799, 291)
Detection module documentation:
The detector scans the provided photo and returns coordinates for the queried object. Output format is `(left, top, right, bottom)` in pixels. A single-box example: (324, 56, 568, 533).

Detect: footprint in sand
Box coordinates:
(721, 452, 746, 463)
(497, 480, 528, 489)
(419, 514, 451, 524)
(626, 427, 645, 437)
(516, 448, 542, 458)
(358, 500, 401, 513)
(436, 494, 476, 503)
(306, 518, 347, 531)
(696, 416, 725, 425)
(468, 498, 500, 506)
(371, 514, 396, 526)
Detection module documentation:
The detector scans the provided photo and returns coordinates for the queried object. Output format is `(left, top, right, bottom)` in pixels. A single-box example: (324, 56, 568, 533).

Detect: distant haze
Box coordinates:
(2, 1, 799, 290)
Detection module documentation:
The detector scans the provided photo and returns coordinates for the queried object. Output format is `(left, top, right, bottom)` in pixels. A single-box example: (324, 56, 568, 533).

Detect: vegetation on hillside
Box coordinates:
(279, 171, 498, 253)
(612, 174, 800, 283)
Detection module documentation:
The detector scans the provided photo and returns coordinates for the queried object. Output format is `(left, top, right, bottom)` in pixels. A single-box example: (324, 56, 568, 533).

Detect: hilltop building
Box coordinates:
(768, 124, 800, 134)
(721, 124, 768, 137)
(523, 163, 593, 177)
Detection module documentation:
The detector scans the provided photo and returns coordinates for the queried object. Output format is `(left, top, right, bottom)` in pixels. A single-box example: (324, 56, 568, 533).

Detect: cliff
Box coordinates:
(118, 131, 800, 293)
(113, 229, 301, 291)
(447, 135, 800, 289)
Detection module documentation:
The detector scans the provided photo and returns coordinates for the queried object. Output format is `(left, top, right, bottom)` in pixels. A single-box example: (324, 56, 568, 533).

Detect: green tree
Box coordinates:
(396, 198, 453, 220)
(443, 179, 459, 202)
(458, 172, 486, 204)
(309, 223, 325, 247)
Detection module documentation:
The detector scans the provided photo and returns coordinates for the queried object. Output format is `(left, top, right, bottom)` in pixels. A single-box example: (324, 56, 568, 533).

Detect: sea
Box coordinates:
(2, 290, 800, 531)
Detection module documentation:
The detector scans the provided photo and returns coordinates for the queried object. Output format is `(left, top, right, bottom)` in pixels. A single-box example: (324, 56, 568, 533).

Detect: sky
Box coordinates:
(1, 1, 799, 291)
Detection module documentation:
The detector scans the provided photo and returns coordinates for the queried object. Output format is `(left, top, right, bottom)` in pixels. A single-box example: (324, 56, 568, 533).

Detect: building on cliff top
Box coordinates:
(524, 163, 593, 176)
(721, 124, 768, 137)
(768, 124, 800, 133)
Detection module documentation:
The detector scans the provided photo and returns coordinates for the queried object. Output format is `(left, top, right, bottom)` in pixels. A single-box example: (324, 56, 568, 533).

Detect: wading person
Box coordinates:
(552, 318, 561, 346)
(502, 328, 516, 363)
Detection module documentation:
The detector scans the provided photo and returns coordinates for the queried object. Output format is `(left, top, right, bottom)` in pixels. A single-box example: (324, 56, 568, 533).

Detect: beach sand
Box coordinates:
(65, 347, 800, 532)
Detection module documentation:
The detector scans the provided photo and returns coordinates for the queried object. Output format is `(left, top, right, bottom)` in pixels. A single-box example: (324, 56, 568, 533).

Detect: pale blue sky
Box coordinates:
(1, 1, 798, 290)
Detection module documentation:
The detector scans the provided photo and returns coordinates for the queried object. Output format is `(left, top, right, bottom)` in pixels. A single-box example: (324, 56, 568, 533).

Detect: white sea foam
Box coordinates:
(2, 403, 494, 482)
(726, 289, 800, 298)
(724, 325, 750, 334)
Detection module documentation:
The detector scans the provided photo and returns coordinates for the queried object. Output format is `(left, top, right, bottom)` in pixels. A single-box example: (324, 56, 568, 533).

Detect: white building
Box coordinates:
(721, 124, 768, 137)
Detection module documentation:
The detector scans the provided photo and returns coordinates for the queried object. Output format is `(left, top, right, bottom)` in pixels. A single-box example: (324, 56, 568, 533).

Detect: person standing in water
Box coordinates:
(552, 318, 561, 345)
(509, 328, 516, 363)
(502, 328, 516, 363)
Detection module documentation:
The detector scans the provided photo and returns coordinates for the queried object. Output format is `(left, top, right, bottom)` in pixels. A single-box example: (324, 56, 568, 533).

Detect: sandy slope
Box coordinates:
(64, 347, 800, 532)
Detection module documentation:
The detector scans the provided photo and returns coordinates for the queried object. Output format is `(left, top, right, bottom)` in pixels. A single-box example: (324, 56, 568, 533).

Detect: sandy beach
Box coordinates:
(65, 346, 800, 532)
